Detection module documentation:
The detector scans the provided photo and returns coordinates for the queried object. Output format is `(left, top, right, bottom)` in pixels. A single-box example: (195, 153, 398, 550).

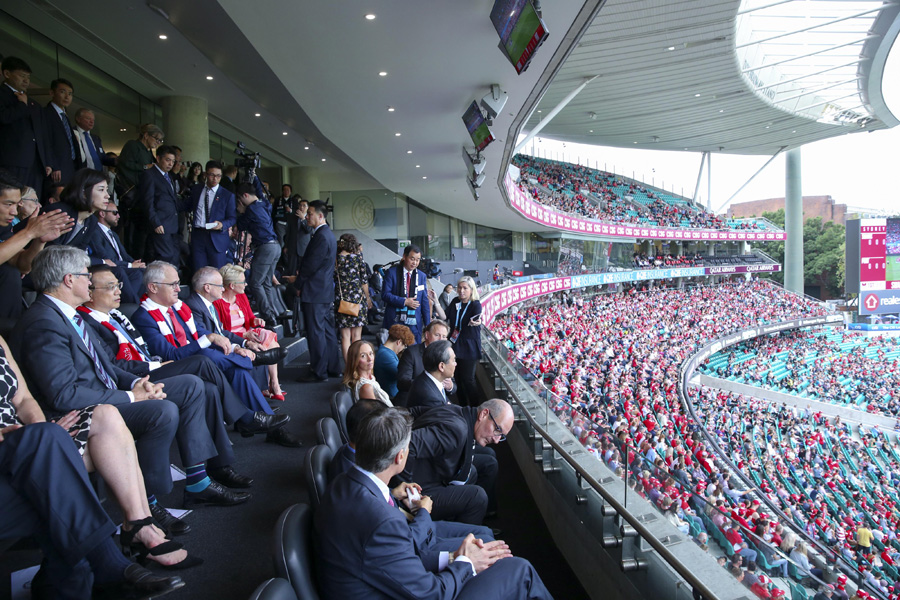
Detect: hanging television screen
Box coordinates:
(490, 0, 549, 74)
(462, 101, 494, 152)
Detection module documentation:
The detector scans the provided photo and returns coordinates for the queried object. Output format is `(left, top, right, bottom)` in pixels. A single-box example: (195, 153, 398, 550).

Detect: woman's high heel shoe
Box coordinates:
(121, 517, 204, 570)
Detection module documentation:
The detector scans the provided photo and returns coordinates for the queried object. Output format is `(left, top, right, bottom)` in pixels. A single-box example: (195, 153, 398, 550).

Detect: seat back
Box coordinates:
(315, 417, 342, 456)
(248, 577, 300, 600)
(304, 444, 334, 511)
(330, 389, 353, 443)
(272, 504, 320, 600)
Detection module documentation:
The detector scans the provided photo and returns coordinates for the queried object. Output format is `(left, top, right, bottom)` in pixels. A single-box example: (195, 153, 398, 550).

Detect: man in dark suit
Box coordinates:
(0, 57, 52, 199)
(382, 244, 431, 344)
(402, 400, 512, 525)
(315, 405, 552, 600)
(407, 340, 455, 409)
(72, 108, 115, 171)
(397, 319, 454, 405)
(84, 202, 145, 302)
(131, 261, 299, 447)
(139, 145, 180, 265)
(43, 78, 83, 189)
(11, 246, 250, 511)
(186, 160, 236, 271)
(284, 196, 312, 275)
(297, 200, 342, 382)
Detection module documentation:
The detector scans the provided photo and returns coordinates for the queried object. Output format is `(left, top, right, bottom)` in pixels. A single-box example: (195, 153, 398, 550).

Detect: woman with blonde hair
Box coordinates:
(215, 263, 286, 400)
(444, 275, 483, 406)
(342, 339, 391, 406)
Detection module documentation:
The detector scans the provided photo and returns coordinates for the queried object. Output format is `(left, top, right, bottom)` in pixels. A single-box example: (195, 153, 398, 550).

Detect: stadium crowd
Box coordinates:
(486, 281, 900, 598)
(700, 328, 900, 416)
(512, 154, 764, 232)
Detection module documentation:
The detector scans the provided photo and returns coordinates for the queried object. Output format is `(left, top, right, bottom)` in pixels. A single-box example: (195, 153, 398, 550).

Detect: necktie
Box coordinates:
(84, 131, 101, 169)
(208, 304, 223, 335)
(72, 314, 116, 389)
(164, 171, 174, 192)
(205, 189, 213, 221)
(441, 385, 448, 403)
(60, 112, 75, 160)
(167, 307, 189, 347)
(406, 271, 412, 297)
(387, 496, 395, 507)
(105, 228, 123, 260)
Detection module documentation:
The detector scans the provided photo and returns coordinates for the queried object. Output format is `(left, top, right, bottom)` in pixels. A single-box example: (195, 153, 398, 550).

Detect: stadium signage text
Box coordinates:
(858, 289, 900, 316)
(505, 173, 787, 242)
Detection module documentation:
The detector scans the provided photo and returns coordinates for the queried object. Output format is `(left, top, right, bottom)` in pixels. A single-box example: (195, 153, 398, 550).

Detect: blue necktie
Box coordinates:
(208, 304, 223, 335)
(72, 314, 116, 389)
(60, 112, 75, 160)
(84, 132, 101, 169)
(109, 318, 151, 361)
(164, 171, 173, 191)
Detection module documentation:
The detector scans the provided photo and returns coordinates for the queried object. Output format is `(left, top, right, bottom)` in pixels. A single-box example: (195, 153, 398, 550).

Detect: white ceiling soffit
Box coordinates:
(217, 0, 597, 230)
(522, 0, 897, 155)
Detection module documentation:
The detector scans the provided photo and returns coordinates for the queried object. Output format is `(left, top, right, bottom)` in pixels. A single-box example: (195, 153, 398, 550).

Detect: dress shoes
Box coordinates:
(252, 347, 287, 366)
(234, 412, 290, 437)
(96, 563, 184, 599)
(208, 465, 253, 489)
(265, 427, 303, 448)
(183, 481, 251, 508)
(149, 502, 191, 536)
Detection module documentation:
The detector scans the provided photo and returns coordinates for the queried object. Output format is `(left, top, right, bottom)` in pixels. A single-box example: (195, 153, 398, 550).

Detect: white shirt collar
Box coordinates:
(98, 222, 111, 234)
(82, 306, 111, 322)
(4, 82, 21, 94)
(154, 165, 168, 177)
(204, 184, 219, 195)
(354, 465, 392, 503)
(44, 294, 78, 321)
(425, 371, 446, 399)
(50, 102, 66, 116)
(313, 222, 326, 233)
(198, 295, 215, 312)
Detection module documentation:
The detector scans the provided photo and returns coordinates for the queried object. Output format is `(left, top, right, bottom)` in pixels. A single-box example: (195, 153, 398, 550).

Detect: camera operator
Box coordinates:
(235, 180, 282, 325)
(381, 244, 431, 345)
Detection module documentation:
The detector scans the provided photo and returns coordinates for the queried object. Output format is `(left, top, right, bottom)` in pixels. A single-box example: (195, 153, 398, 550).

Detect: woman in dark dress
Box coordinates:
(445, 275, 483, 407)
(334, 233, 372, 361)
(0, 334, 198, 568)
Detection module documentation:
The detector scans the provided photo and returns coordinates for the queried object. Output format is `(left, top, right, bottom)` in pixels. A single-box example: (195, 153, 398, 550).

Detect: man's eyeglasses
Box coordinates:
(153, 281, 181, 289)
(71, 272, 92, 280)
(488, 411, 507, 442)
(206, 283, 225, 288)
(90, 282, 124, 291)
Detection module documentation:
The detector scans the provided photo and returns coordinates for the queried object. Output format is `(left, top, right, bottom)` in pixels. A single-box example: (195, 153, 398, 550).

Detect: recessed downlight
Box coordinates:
(422, 176, 427, 179)
(159, 34, 168, 40)
(206, 76, 214, 80)
(415, 165, 420, 168)
(321, 158, 326, 162)
(666, 46, 675, 51)
(387, 106, 395, 112)
(304, 146, 309, 150)
(694, 93, 701, 97)
(365, 13, 376, 20)
(379, 71, 388, 77)
(407, 150, 412, 154)
(282, 132, 288, 136)
(395, 132, 401, 137)
(254, 113, 261, 117)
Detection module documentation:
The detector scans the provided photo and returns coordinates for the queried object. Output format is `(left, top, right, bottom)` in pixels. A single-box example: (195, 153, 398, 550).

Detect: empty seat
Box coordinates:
(248, 578, 299, 600)
(315, 417, 342, 456)
(330, 390, 353, 443)
(272, 503, 320, 600)
(304, 444, 334, 511)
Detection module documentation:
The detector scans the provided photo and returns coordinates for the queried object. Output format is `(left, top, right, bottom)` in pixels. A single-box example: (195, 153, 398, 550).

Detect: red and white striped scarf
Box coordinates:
(77, 305, 148, 362)
(140, 296, 199, 347)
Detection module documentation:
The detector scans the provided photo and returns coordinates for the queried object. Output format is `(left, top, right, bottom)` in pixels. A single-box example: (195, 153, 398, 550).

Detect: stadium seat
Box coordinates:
(272, 503, 320, 600)
(315, 417, 342, 456)
(303, 445, 334, 511)
(247, 578, 299, 600)
(330, 390, 353, 443)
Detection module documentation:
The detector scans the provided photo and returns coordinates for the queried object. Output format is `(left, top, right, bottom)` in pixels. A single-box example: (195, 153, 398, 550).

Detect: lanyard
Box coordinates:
(455, 301, 470, 331)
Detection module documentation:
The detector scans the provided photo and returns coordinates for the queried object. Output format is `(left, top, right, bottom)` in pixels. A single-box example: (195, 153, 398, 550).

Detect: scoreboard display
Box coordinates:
(860, 218, 900, 291)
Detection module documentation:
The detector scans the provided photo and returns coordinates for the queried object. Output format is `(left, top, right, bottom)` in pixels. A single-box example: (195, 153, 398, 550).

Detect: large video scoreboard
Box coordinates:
(847, 218, 900, 315)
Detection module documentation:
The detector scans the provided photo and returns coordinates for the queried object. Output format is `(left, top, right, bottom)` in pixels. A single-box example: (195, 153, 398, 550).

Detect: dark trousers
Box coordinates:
(471, 448, 499, 514)
(455, 358, 480, 407)
(191, 229, 230, 273)
(0, 423, 117, 600)
(198, 347, 273, 415)
(302, 301, 342, 379)
(117, 374, 215, 495)
(148, 231, 180, 266)
(0, 263, 23, 319)
(456, 556, 552, 600)
(424, 483, 488, 526)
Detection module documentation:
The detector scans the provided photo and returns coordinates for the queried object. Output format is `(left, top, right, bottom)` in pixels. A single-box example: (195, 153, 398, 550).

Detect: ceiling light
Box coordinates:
(322, 158, 326, 162)
(379, 71, 388, 77)
(282, 131, 288, 135)
(159, 34, 168, 40)
(719, 109, 724, 113)
(395, 132, 401, 136)
(667, 46, 675, 51)
(694, 93, 701, 97)
(119, 128, 127, 132)
(206, 76, 214, 80)
(415, 165, 420, 168)
(254, 113, 261, 117)
(537, 110, 542, 113)
(765, 126, 770, 129)
(589, 130, 593, 133)
(387, 106, 395, 112)
(422, 176, 427, 179)
(792, 130, 796, 133)
(633, 141, 638, 144)
(304, 146, 309, 150)
(365, 13, 376, 20)
(407, 150, 412, 154)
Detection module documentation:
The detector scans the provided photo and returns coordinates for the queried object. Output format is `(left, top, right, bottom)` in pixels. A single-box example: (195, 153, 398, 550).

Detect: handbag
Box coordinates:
(336, 266, 361, 316)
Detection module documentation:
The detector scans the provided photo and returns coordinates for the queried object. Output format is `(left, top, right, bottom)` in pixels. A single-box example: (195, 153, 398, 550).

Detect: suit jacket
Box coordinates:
(286, 208, 313, 260)
(10, 295, 139, 414)
(83, 313, 154, 376)
(0, 85, 50, 169)
(381, 265, 430, 335)
(397, 343, 456, 402)
(43, 103, 83, 183)
(407, 371, 449, 410)
(403, 404, 478, 490)
(74, 128, 113, 169)
(131, 304, 215, 362)
(184, 293, 243, 346)
(84, 222, 134, 267)
(297, 223, 336, 303)
(187, 183, 236, 252)
(314, 468, 473, 599)
(42, 203, 97, 252)
(139, 166, 180, 233)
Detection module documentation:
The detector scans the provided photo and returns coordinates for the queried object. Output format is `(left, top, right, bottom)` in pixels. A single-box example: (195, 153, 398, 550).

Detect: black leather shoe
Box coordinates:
(120, 563, 185, 599)
(183, 481, 251, 508)
(327, 371, 343, 378)
(252, 346, 287, 366)
(208, 465, 253, 489)
(150, 502, 191, 536)
(265, 427, 303, 448)
(234, 412, 290, 437)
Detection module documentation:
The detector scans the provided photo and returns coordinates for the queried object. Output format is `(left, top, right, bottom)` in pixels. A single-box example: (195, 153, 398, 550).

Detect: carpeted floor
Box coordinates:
(2, 355, 588, 600)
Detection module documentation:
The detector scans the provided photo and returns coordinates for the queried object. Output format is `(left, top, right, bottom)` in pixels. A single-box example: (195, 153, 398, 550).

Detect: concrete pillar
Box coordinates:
(784, 148, 804, 294)
(290, 166, 320, 201)
(161, 96, 209, 165)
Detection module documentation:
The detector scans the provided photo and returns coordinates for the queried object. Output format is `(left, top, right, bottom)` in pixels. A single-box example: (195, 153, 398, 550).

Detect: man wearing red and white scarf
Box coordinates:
(131, 261, 300, 449)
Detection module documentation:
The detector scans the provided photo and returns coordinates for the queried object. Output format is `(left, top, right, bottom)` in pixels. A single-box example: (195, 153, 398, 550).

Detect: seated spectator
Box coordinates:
(407, 339, 456, 410)
(374, 323, 415, 400)
(314, 405, 553, 599)
(44, 168, 109, 251)
(343, 339, 391, 405)
(83, 199, 145, 302)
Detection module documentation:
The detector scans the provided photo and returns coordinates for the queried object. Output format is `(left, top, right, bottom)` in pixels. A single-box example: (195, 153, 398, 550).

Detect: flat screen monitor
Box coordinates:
(462, 101, 494, 152)
(490, 0, 549, 74)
